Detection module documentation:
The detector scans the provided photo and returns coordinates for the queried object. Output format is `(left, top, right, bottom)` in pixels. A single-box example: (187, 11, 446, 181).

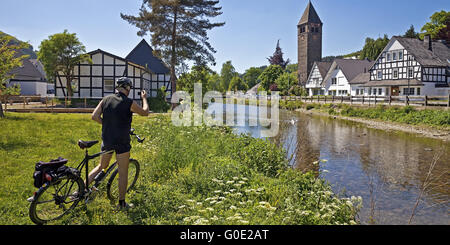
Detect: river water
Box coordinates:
(207, 103, 450, 225)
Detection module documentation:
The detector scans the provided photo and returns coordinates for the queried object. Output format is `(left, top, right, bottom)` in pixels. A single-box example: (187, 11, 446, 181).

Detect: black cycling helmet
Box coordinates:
(116, 77, 133, 89)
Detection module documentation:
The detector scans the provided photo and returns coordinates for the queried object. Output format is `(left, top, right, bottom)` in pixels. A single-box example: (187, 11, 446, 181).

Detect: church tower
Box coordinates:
(298, 1, 323, 85)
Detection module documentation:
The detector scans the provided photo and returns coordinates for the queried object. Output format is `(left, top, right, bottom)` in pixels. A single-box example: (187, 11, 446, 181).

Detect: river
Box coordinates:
(207, 103, 450, 225)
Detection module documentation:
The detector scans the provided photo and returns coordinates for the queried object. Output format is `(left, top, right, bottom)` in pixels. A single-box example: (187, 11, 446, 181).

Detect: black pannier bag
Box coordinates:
(33, 157, 68, 188)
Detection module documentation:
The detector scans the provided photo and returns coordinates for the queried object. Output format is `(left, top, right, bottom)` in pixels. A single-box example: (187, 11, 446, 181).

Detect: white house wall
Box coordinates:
(324, 69, 351, 96)
(9, 81, 48, 96)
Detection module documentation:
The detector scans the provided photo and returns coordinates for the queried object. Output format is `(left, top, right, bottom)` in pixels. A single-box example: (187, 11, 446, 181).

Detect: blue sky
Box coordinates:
(0, 0, 448, 74)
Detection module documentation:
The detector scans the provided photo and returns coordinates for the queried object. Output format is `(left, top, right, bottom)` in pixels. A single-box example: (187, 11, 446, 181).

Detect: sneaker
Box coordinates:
(117, 202, 134, 211)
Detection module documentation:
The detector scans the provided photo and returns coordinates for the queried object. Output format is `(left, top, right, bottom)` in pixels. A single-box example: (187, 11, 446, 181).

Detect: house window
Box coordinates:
(417, 88, 421, 95)
(387, 53, 391, 62)
(377, 71, 383, 80)
(408, 68, 414, 78)
(104, 79, 115, 92)
(403, 88, 415, 95)
(399, 52, 403, 60)
(393, 69, 399, 79)
(393, 52, 397, 61)
(378, 88, 383, 95)
(331, 78, 337, 85)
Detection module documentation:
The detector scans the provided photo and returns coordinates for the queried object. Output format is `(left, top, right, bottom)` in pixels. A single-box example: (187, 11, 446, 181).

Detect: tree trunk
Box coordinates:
(170, 8, 178, 109)
(0, 98, 4, 118)
(65, 75, 73, 108)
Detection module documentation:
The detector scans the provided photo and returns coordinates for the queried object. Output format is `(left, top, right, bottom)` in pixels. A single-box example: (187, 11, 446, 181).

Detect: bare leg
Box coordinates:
(88, 153, 113, 186)
(116, 152, 130, 201)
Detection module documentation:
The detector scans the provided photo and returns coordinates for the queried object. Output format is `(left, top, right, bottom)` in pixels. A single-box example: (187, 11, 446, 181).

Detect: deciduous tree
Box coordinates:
(0, 35, 28, 118)
(258, 65, 284, 92)
(37, 30, 91, 98)
(421, 11, 450, 42)
(228, 76, 248, 92)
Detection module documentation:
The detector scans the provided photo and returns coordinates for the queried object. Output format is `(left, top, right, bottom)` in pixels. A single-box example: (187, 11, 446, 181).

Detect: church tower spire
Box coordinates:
(298, 1, 323, 85)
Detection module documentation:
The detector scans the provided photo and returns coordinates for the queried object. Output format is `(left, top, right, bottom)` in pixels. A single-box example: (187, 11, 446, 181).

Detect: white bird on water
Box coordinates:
(290, 118, 297, 125)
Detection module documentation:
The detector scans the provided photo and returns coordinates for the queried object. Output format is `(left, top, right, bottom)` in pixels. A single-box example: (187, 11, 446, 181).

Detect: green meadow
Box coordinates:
(0, 113, 360, 225)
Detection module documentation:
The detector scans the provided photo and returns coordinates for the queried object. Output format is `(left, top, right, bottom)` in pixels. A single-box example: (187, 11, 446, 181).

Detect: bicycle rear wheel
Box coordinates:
(29, 175, 85, 225)
(106, 159, 140, 202)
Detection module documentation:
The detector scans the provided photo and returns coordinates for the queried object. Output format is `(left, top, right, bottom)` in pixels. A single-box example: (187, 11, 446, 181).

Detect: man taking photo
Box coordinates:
(90, 77, 149, 210)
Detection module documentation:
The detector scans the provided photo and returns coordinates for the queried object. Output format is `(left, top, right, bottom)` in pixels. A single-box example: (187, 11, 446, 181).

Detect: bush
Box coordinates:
(148, 87, 170, 113)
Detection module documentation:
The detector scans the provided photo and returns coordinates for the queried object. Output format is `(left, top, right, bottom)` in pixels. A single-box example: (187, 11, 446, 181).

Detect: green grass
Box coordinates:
(0, 112, 360, 225)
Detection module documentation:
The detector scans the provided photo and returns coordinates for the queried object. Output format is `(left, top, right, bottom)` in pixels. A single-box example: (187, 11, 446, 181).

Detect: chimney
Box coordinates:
(424, 35, 432, 51)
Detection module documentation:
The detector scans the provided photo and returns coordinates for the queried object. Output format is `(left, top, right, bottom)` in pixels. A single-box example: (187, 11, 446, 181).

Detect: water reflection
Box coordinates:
(210, 103, 450, 225)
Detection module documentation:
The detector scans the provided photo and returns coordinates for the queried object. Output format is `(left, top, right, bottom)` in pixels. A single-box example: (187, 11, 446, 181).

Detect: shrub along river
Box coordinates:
(207, 103, 449, 225)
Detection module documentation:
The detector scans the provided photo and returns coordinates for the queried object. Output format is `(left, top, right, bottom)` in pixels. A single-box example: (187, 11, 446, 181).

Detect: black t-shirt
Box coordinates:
(101, 92, 133, 146)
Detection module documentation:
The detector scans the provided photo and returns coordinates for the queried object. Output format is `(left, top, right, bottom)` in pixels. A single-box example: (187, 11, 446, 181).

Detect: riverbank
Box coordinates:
(280, 101, 450, 141)
(0, 112, 360, 225)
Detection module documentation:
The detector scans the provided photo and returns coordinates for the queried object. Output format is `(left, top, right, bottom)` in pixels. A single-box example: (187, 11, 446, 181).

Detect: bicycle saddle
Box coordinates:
(78, 140, 99, 149)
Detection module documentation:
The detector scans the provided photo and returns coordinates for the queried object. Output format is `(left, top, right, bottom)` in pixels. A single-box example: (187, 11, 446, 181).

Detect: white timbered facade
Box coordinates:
(305, 62, 331, 96)
(365, 36, 450, 96)
(55, 41, 172, 101)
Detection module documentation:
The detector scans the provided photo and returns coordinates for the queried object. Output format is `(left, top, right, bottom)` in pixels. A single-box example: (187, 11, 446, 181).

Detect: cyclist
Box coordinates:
(90, 77, 149, 210)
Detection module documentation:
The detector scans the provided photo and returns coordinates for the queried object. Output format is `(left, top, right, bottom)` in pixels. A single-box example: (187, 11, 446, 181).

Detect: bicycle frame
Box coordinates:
(74, 131, 144, 194)
(75, 149, 115, 193)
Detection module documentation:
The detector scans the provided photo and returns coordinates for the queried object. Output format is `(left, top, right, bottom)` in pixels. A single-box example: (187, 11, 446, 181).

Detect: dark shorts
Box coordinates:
(101, 142, 131, 155)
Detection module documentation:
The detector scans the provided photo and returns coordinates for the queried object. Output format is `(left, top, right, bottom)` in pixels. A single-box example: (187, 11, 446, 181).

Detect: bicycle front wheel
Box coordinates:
(106, 159, 140, 201)
(29, 174, 85, 225)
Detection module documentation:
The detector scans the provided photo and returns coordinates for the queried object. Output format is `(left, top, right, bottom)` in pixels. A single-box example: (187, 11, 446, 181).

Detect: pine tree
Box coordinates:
(121, 0, 225, 96)
(404, 25, 419, 38)
(267, 40, 290, 69)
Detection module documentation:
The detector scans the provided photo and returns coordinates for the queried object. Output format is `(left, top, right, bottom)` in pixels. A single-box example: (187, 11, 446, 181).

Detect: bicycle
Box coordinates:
(28, 129, 145, 225)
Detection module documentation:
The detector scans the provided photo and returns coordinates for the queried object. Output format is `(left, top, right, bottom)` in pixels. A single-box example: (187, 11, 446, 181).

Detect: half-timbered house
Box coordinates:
(55, 40, 172, 101)
(305, 61, 332, 96)
(364, 36, 450, 96)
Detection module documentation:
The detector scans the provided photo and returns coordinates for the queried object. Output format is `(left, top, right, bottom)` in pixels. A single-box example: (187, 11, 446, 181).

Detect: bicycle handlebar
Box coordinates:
(130, 128, 145, 143)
